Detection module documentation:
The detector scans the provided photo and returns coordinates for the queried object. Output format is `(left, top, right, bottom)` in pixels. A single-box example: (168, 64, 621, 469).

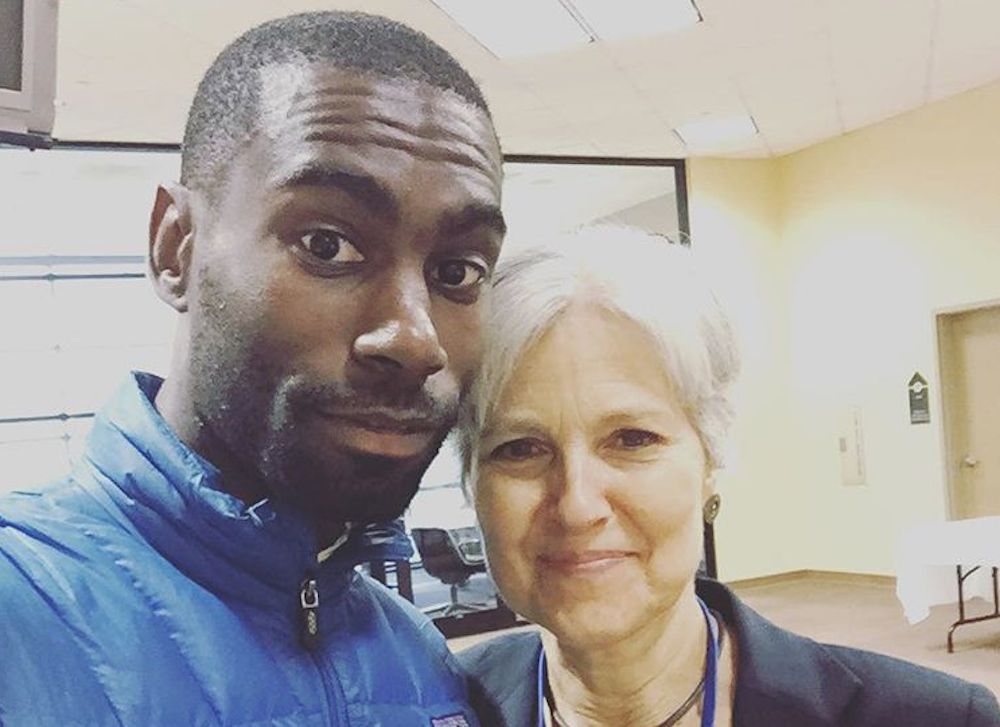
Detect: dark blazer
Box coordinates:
(458, 579, 1000, 727)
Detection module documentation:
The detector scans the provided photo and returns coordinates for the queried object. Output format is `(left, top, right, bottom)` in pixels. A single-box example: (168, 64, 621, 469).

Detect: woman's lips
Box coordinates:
(538, 550, 635, 575)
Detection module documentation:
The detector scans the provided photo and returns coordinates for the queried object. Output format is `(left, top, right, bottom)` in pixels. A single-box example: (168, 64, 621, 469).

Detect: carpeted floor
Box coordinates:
(449, 573, 1000, 700)
(731, 574, 1000, 700)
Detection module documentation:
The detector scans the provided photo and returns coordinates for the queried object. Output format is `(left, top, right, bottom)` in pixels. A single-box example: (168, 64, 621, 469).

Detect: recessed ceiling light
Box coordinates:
(571, 0, 701, 40)
(674, 114, 759, 147)
(430, 0, 592, 58)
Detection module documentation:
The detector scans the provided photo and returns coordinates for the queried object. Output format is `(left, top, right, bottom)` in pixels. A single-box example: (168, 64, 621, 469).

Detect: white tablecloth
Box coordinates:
(895, 516, 1000, 624)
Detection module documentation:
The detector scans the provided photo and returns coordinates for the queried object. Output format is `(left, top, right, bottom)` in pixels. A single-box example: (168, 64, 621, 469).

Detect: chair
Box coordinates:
(411, 526, 491, 618)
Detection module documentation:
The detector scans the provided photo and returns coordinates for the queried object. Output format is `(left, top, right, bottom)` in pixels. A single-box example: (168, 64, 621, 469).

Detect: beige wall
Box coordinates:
(687, 157, 803, 581)
(689, 79, 1000, 578)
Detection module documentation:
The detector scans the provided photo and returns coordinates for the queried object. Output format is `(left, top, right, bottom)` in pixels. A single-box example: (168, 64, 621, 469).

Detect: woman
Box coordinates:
(457, 225, 999, 727)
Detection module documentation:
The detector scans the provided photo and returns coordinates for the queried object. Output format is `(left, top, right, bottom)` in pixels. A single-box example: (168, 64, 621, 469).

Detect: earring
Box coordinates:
(703, 494, 722, 524)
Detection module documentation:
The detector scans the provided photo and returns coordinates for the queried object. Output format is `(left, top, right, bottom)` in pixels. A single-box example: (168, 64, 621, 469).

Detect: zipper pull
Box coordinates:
(299, 576, 320, 651)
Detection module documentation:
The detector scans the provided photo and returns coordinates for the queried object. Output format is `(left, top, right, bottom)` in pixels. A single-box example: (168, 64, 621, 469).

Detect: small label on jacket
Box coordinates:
(430, 713, 471, 727)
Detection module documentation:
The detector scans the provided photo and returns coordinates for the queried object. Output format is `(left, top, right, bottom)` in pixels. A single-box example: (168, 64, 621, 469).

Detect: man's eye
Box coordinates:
(613, 429, 662, 449)
(299, 229, 364, 263)
(491, 438, 545, 462)
(431, 260, 486, 292)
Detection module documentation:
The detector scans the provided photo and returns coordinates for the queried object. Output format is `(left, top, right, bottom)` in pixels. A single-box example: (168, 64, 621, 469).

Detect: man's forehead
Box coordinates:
(256, 62, 498, 149)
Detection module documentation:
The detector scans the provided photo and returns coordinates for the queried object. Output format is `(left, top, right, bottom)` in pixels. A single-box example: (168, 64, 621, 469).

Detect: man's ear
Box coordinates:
(149, 182, 195, 313)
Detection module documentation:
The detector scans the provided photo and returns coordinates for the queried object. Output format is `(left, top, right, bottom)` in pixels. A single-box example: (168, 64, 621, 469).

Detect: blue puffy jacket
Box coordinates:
(0, 373, 480, 727)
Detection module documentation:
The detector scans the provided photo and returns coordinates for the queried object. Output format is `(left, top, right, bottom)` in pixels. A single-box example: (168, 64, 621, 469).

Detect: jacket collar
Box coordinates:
(469, 580, 863, 727)
(698, 579, 863, 727)
(74, 372, 413, 602)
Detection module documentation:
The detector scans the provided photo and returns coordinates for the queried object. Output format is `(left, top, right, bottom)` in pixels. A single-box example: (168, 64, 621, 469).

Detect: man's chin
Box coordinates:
(279, 450, 433, 524)
(263, 421, 448, 524)
(308, 478, 421, 525)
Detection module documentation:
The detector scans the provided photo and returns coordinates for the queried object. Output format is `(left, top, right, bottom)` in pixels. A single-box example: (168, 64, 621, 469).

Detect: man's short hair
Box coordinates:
(181, 11, 492, 196)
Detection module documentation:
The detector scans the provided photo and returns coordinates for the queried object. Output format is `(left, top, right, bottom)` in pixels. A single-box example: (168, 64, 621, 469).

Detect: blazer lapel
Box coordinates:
(698, 579, 863, 727)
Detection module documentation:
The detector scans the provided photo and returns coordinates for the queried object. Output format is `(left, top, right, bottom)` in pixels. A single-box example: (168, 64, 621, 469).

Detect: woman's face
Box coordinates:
(474, 305, 712, 649)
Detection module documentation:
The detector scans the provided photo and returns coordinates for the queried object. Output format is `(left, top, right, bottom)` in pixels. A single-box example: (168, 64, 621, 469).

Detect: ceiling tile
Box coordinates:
(701, 0, 825, 45)
(495, 107, 574, 139)
(121, 0, 287, 46)
(737, 60, 836, 109)
(42, 0, 1000, 156)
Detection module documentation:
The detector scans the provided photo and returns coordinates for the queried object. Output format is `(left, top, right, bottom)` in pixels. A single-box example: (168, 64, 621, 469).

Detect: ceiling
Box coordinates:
(53, 0, 1000, 158)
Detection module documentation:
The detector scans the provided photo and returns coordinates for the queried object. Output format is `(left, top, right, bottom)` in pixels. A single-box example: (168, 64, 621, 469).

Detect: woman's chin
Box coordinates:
(535, 599, 647, 650)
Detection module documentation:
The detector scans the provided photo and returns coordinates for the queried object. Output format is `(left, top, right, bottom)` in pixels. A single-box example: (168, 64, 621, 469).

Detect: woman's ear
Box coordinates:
(148, 182, 195, 313)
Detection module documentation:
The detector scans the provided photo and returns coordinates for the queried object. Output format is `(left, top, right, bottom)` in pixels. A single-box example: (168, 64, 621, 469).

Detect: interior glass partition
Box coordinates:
(0, 146, 177, 488)
(0, 145, 687, 635)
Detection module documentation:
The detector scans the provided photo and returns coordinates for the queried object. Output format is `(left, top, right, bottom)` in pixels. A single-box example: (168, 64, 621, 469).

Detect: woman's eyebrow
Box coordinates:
(598, 407, 671, 423)
(480, 414, 543, 440)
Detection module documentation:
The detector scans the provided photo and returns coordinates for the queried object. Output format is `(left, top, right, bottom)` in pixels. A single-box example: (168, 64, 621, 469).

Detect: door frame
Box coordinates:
(933, 297, 1000, 520)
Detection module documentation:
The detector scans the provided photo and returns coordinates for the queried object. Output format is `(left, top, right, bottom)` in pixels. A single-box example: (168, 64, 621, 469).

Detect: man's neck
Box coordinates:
(154, 374, 268, 504)
(155, 374, 348, 553)
(543, 589, 707, 727)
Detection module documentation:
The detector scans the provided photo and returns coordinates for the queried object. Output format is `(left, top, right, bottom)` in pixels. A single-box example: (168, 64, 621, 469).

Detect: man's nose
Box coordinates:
(549, 449, 612, 531)
(351, 270, 448, 384)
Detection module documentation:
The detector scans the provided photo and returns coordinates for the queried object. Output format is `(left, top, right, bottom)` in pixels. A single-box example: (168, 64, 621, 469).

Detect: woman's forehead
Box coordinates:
(491, 308, 683, 420)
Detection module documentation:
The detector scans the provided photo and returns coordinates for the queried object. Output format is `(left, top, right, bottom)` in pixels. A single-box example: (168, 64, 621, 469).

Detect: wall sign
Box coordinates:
(908, 372, 930, 424)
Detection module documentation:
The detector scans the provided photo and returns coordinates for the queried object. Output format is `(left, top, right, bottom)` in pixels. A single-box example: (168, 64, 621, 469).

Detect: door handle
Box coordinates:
(962, 455, 979, 468)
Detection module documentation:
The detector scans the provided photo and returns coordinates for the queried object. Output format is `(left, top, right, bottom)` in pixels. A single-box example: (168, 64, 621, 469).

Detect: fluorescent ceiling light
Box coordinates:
(674, 115, 759, 147)
(570, 0, 701, 40)
(431, 0, 592, 58)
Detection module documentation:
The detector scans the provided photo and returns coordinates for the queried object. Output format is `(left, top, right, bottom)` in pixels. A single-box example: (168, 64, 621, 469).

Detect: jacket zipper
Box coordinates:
(299, 573, 349, 726)
(299, 576, 320, 651)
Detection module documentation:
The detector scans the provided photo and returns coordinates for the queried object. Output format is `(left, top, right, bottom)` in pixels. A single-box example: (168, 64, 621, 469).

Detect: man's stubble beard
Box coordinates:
(257, 387, 451, 523)
(187, 287, 457, 526)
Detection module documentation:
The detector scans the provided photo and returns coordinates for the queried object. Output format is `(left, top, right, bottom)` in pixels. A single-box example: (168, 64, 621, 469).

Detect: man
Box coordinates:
(0, 11, 505, 727)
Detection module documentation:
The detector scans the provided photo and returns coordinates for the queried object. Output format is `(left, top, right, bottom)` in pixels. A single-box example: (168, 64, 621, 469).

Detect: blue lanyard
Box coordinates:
(700, 597, 719, 727)
(536, 596, 719, 727)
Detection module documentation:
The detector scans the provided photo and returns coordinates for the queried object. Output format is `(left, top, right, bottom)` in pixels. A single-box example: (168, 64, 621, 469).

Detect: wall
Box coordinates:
(687, 157, 803, 581)
(780, 80, 1000, 574)
(689, 79, 1000, 578)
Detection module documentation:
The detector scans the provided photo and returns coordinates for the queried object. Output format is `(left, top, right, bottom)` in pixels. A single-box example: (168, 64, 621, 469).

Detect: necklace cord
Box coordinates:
(537, 601, 723, 727)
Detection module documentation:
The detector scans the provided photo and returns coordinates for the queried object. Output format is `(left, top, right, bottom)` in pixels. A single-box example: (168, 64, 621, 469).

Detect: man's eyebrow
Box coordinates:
(440, 201, 507, 240)
(275, 163, 399, 220)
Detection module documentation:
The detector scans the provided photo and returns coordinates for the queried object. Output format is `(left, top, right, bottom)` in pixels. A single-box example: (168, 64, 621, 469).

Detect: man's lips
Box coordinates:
(335, 412, 438, 433)
(312, 409, 441, 457)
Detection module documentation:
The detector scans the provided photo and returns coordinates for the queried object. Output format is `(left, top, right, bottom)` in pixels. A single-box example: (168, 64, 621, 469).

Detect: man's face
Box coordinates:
(182, 66, 504, 524)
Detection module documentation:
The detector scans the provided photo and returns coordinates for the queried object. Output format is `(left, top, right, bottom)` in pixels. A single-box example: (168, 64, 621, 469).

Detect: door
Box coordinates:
(940, 305, 1000, 519)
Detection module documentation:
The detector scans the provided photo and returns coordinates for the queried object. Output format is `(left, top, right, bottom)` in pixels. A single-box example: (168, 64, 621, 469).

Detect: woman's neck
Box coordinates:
(543, 592, 709, 727)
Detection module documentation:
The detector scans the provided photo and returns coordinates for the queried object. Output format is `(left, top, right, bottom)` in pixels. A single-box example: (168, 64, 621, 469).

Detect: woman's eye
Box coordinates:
(299, 229, 364, 264)
(613, 429, 662, 449)
(490, 438, 544, 462)
(431, 259, 486, 293)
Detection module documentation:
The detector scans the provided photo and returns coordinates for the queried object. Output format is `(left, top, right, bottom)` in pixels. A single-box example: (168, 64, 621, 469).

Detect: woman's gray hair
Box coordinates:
(459, 223, 741, 485)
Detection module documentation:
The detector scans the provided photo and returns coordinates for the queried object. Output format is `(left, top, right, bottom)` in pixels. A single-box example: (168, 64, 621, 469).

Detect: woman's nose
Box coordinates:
(549, 450, 613, 531)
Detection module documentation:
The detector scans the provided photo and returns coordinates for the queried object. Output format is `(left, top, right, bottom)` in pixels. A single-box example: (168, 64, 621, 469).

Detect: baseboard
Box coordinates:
(728, 569, 896, 590)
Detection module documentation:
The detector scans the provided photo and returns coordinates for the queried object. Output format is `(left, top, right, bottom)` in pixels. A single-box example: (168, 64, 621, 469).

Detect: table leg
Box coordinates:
(948, 565, 1000, 653)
